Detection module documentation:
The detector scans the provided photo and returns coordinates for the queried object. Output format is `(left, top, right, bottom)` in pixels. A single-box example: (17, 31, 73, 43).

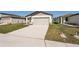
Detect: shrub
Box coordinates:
(53, 21, 59, 24)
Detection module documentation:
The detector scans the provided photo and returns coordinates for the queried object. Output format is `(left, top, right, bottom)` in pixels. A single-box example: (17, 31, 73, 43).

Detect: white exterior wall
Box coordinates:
(25, 13, 53, 25)
(0, 17, 11, 24)
(11, 18, 26, 24)
(26, 17, 29, 25)
(26, 16, 31, 25)
(60, 17, 63, 24)
(50, 15, 53, 25)
(0, 17, 26, 25)
(61, 17, 67, 24)
(31, 15, 53, 25)
(0, 14, 13, 24)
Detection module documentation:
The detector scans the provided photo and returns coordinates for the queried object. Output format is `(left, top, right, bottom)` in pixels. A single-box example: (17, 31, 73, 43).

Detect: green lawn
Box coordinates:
(0, 23, 26, 33)
(45, 24, 79, 44)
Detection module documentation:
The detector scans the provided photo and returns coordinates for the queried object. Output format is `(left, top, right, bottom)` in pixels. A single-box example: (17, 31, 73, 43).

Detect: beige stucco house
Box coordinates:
(0, 13, 26, 25)
(25, 11, 53, 25)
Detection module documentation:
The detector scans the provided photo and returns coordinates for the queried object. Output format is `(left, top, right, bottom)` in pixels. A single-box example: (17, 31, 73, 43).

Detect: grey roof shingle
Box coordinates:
(25, 11, 53, 17)
(0, 13, 26, 19)
(0, 13, 20, 16)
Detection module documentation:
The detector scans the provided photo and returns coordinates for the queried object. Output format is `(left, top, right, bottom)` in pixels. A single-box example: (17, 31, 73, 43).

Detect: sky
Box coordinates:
(0, 11, 79, 17)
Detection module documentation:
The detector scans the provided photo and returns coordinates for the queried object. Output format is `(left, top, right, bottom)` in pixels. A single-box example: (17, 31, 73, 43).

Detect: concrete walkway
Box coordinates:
(45, 40, 79, 47)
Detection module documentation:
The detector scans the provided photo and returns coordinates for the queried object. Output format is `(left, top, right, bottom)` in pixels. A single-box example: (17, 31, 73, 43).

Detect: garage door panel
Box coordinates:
(33, 17, 50, 19)
(33, 17, 49, 25)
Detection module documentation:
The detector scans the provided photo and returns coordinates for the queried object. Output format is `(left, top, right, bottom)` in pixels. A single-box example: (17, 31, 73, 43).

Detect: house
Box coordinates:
(60, 13, 79, 26)
(25, 11, 53, 25)
(0, 13, 26, 25)
(0, 11, 53, 25)
(59, 14, 72, 24)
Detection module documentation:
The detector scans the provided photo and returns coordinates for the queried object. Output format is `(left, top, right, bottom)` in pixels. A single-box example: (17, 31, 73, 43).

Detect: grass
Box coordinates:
(60, 25, 79, 44)
(45, 24, 79, 44)
(0, 23, 26, 33)
(45, 24, 63, 42)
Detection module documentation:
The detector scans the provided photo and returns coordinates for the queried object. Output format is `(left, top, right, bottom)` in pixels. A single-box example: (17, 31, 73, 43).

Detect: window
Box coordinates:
(65, 17, 68, 21)
(28, 17, 31, 20)
(28, 17, 31, 22)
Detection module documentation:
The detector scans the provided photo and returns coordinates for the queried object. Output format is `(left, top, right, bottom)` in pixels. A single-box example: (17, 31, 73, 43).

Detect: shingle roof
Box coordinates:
(1, 16, 26, 19)
(0, 13, 26, 19)
(69, 13, 79, 17)
(0, 13, 20, 17)
(61, 14, 73, 17)
(25, 11, 53, 17)
(61, 13, 79, 17)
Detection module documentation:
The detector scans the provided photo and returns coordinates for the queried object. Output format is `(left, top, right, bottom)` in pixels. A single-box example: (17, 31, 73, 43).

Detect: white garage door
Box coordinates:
(33, 17, 49, 25)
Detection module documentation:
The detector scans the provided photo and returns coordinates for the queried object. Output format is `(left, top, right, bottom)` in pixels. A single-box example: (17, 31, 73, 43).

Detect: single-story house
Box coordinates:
(60, 13, 79, 26)
(0, 13, 26, 25)
(25, 11, 53, 25)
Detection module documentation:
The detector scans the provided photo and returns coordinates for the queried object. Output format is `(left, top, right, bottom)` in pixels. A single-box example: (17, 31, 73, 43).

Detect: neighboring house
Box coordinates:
(25, 11, 53, 25)
(0, 13, 26, 25)
(59, 14, 79, 26)
(59, 14, 72, 24)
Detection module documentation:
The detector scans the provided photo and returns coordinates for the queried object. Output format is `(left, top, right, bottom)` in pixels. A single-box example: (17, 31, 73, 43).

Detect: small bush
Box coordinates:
(53, 21, 59, 24)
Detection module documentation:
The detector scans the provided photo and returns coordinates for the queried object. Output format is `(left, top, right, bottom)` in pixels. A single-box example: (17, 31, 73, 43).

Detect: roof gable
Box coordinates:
(25, 11, 53, 17)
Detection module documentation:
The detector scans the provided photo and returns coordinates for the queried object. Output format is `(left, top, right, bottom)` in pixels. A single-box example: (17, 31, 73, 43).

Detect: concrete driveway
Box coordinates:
(0, 25, 49, 47)
(0, 25, 79, 47)
(8, 25, 49, 40)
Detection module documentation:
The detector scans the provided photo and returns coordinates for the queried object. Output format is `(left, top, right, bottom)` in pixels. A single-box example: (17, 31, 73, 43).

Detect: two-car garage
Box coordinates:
(32, 17, 50, 25)
(26, 11, 53, 25)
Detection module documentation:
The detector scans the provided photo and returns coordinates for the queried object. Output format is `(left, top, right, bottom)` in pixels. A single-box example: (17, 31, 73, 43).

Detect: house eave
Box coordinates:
(25, 11, 53, 17)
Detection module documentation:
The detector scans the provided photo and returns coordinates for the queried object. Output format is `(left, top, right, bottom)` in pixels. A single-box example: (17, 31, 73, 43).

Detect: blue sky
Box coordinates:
(0, 11, 79, 17)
